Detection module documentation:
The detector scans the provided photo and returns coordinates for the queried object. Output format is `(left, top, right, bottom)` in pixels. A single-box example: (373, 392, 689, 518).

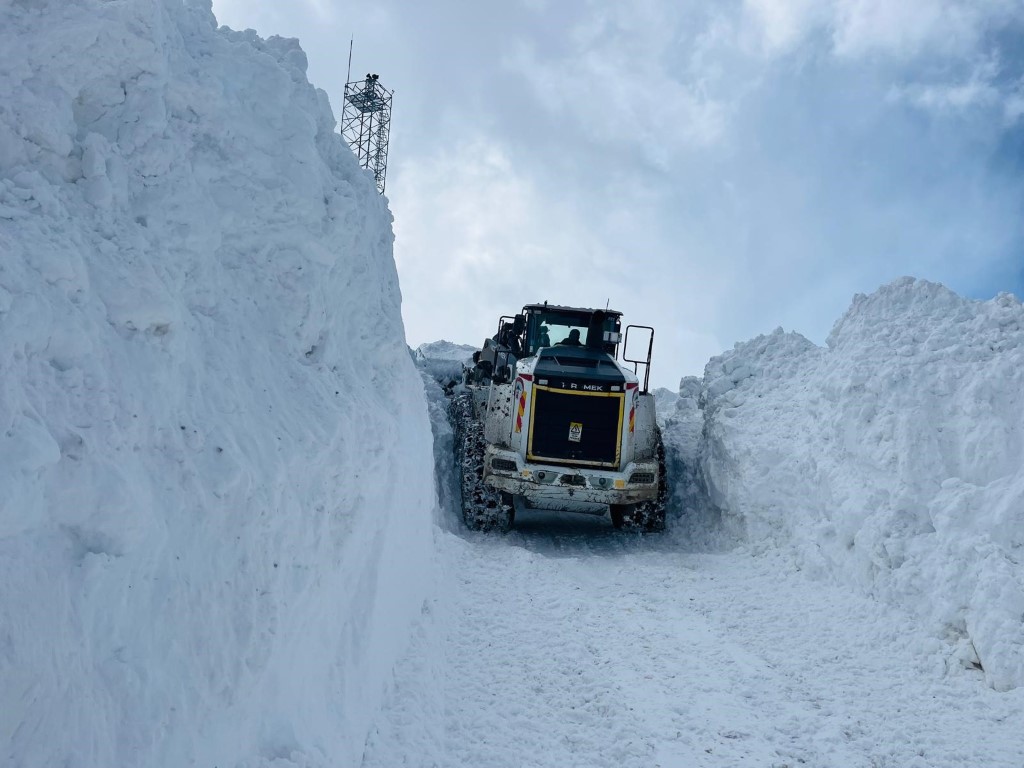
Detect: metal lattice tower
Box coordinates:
(341, 73, 392, 194)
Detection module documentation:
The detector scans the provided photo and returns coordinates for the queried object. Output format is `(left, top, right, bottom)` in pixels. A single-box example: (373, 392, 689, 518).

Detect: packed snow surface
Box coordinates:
(0, 1, 434, 766)
(365, 526, 1024, 767)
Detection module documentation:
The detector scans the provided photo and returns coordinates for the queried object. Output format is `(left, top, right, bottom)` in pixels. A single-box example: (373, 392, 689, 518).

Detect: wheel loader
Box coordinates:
(451, 302, 665, 532)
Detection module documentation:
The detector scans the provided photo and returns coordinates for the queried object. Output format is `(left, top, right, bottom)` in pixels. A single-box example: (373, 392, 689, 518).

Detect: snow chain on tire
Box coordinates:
(611, 429, 667, 533)
(449, 392, 514, 532)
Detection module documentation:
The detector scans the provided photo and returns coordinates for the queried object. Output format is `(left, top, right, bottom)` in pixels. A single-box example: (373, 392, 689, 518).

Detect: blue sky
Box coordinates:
(213, 0, 1024, 389)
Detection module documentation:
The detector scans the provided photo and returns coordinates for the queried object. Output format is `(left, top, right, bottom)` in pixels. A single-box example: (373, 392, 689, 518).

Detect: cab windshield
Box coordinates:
(524, 310, 621, 356)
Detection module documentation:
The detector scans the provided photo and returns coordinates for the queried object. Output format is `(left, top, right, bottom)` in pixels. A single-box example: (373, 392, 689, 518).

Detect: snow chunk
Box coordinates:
(414, 339, 477, 389)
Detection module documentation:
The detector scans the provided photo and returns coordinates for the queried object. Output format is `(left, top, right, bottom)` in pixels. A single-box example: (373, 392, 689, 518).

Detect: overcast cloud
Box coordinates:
(213, 0, 1024, 389)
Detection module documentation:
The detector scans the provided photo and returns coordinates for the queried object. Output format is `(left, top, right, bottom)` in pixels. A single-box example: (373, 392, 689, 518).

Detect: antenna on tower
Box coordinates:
(341, 41, 393, 195)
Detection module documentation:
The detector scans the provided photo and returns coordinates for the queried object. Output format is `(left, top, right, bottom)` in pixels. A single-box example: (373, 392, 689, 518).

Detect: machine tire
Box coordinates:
(450, 392, 515, 532)
(610, 430, 667, 533)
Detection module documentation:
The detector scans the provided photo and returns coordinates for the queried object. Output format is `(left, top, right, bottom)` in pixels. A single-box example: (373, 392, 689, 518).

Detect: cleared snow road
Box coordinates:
(363, 513, 1024, 768)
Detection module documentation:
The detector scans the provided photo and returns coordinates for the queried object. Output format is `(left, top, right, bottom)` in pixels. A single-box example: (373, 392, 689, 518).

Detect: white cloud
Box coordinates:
(1005, 78, 1024, 123)
(301, 0, 340, 22)
(390, 137, 617, 347)
(739, 0, 1020, 61)
(890, 66, 1001, 114)
(509, 0, 1024, 169)
(505, 5, 731, 166)
(830, 0, 1014, 60)
(742, 0, 830, 56)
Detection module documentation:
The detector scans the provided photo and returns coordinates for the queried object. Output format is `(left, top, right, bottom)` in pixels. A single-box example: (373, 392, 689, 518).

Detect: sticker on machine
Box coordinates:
(568, 422, 583, 442)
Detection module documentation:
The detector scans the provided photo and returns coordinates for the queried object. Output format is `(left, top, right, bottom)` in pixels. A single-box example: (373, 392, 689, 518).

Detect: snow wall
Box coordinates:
(691, 278, 1024, 691)
(0, 1, 436, 766)
(412, 342, 478, 534)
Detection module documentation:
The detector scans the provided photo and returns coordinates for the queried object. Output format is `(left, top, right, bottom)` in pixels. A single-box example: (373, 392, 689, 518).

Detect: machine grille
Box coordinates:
(528, 386, 623, 468)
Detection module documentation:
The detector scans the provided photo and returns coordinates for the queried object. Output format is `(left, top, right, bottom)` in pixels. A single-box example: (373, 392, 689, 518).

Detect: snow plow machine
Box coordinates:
(450, 302, 666, 532)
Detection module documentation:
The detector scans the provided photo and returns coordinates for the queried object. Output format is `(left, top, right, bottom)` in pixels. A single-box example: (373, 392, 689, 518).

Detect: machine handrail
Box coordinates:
(623, 325, 654, 393)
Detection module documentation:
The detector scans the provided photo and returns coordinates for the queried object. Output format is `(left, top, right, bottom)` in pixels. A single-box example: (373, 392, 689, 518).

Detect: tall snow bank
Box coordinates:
(698, 278, 1024, 691)
(0, 1, 435, 766)
(411, 342, 475, 533)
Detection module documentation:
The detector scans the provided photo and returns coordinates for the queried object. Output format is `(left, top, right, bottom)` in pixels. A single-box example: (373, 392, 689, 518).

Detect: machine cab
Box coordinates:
(481, 302, 652, 393)
(520, 304, 623, 357)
